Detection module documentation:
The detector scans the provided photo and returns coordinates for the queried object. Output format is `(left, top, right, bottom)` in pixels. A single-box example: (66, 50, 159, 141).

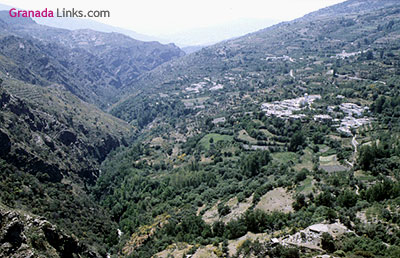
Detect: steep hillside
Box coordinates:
(0, 77, 131, 183)
(0, 203, 100, 257)
(55, 29, 184, 89)
(115, 0, 400, 119)
(0, 8, 185, 257)
(0, 75, 131, 255)
(0, 11, 184, 108)
(1, 0, 400, 257)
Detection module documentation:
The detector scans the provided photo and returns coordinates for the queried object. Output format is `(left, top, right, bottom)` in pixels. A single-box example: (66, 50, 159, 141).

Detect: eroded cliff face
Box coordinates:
(0, 84, 124, 255)
(0, 204, 100, 258)
(0, 13, 185, 108)
(0, 85, 130, 184)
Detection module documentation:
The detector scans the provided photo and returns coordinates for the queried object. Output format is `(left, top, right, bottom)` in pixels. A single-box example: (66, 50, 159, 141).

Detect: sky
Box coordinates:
(1, 0, 346, 36)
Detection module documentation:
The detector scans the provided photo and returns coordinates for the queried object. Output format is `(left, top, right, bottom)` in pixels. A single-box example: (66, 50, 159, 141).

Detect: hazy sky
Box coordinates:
(1, 0, 346, 35)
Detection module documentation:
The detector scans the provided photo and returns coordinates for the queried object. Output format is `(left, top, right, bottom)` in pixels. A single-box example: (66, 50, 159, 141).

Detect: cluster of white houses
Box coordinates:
(261, 94, 321, 119)
(261, 94, 372, 136)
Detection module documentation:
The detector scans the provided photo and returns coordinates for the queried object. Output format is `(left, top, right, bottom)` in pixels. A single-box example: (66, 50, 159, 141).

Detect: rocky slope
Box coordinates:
(1, 0, 400, 257)
(0, 78, 131, 183)
(0, 76, 127, 255)
(0, 11, 184, 108)
(0, 204, 99, 258)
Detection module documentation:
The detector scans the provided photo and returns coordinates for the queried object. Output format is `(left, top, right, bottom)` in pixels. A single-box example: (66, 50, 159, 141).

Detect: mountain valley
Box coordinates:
(1, 0, 400, 257)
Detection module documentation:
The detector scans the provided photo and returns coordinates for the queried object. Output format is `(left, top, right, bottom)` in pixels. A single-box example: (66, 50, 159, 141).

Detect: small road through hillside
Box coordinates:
(346, 135, 359, 168)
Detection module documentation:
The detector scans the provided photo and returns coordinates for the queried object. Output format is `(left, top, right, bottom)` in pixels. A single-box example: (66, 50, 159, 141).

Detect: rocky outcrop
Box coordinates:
(0, 14, 185, 108)
(95, 134, 121, 161)
(58, 130, 77, 146)
(0, 204, 100, 258)
(278, 222, 352, 251)
(0, 90, 11, 107)
(0, 130, 11, 157)
(0, 86, 130, 184)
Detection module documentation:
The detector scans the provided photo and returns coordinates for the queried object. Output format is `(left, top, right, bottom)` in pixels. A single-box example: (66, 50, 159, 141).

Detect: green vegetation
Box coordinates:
(0, 159, 118, 256)
(199, 133, 233, 150)
(94, 1, 400, 256)
(2, 1, 400, 257)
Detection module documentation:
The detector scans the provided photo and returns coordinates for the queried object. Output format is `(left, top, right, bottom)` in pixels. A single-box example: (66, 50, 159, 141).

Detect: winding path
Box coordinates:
(289, 69, 295, 79)
(352, 135, 359, 155)
(346, 135, 359, 168)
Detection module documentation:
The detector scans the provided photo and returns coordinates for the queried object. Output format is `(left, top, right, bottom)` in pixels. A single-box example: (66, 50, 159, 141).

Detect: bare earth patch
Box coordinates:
(255, 187, 294, 213)
(154, 242, 192, 258)
(196, 204, 206, 216)
(192, 245, 219, 258)
(202, 195, 253, 224)
(227, 232, 270, 257)
(150, 136, 164, 147)
(202, 201, 220, 224)
(222, 195, 253, 223)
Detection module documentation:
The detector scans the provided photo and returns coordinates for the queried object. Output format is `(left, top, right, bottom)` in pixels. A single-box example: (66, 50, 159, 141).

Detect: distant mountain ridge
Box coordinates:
(113, 0, 400, 122)
(2, 1, 400, 257)
(160, 18, 279, 46)
(33, 16, 164, 42)
(0, 11, 184, 108)
(0, 3, 164, 42)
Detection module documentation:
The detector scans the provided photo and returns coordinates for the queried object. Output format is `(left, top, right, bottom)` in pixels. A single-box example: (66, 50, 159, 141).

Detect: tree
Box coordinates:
(337, 190, 358, 208)
(372, 96, 386, 114)
(241, 151, 271, 177)
(218, 203, 231, 217)
(288, 131, 306, 152)
(212, 221, 225, 237)
(316, 191, 334, 207)
(321, 232, 336, 253)
(358, 143, 387, 172)
(269, 245, 300, 258)
(325, 208, 337, 223)
(222, 239, 229, 256)
(293, 194, 306, 211)
(312, 132, 325, 144)
(295, 169, 308, 183)
(365, 50, 374, 60)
